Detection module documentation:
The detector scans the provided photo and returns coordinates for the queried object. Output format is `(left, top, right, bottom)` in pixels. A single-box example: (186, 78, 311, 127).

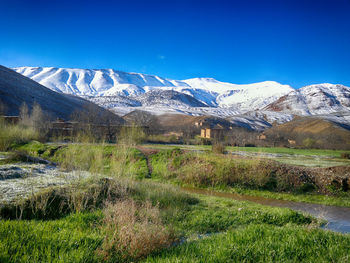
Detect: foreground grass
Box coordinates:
(0, 181, 321, 263)
(144, 224, 350, 263)
(0, 212, 104, 263)
(1, 142, 350, 262)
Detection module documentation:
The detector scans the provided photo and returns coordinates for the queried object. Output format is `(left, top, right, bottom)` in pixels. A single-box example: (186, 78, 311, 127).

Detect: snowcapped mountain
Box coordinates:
(264, 83, 350, 115)
(0, 66, 123, 123)
(13, 67, 294, 111)
(12, 66, 350, 130)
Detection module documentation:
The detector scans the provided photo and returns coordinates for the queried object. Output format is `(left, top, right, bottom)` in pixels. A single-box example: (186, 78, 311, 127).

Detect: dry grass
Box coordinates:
(0, 120, 38, 151)
(98, 199, 175, 261)
(212, 143, 225, 154)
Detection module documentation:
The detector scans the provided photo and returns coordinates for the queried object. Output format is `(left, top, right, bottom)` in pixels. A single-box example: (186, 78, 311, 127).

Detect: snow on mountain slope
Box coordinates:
(13, 67, 293, 111)
(264, 83, 350, 115)
(12, 67, 350, 130)
(14, 67, 188, 96)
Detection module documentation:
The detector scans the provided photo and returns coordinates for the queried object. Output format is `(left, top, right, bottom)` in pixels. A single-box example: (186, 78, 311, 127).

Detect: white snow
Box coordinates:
(12, 67, 350, 130)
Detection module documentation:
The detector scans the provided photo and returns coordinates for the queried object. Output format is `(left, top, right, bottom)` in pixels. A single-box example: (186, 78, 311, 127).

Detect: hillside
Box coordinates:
(264, 84, 350, 115)
(263, 116, 350, 150)
(0, 65, 124, 123)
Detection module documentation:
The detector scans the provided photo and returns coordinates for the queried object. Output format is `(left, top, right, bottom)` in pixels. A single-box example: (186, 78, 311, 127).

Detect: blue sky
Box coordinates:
(1, 0, 349, 88)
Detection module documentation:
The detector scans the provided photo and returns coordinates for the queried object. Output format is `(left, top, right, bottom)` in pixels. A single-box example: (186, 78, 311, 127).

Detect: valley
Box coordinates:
(0, 138, 349, 262)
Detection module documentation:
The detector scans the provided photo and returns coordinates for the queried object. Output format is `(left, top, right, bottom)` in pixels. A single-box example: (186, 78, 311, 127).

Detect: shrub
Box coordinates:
(212, 143, 225, 154)
(98, 199, 175, 261)
(303, 138, 316, 148)
(340, 152, 350, 159)
(118, 124, 146, 146)
(0, 119, 39, 151)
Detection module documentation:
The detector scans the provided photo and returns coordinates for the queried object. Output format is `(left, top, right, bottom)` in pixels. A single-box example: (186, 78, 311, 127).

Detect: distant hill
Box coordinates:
(264, 84, 350, 115)
(123, 110, 246, 133)
(263, 116, 350, 150)
(0, 65, 124, 123)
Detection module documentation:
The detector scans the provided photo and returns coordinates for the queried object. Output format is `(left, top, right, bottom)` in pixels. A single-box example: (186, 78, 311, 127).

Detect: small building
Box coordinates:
(1, 116, 19, 124)
(257, 134, 267, 140)
(51, 119, 75, 137)
(288, 139, 296, 145)
(200, 125, 225, 139)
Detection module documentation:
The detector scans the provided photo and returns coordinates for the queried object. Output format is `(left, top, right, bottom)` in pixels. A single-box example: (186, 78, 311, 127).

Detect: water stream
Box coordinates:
(181, 187, 350, 233)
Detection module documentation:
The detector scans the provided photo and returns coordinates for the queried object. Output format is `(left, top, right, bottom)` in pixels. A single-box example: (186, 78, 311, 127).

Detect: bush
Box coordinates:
(212, 143, 225, 154)
(0, 119, 39, 151)
(118, 125, 146, 146)
(54, 144, 149, 179)
(151, 150, 321, 192)
(98, 200, 175, 261)
(303, 138, 316, 148)
(340, 152, 350, 159)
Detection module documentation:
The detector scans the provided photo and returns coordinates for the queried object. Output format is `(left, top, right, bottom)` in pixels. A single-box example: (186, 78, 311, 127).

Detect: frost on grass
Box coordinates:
(0, 163, 90, 204)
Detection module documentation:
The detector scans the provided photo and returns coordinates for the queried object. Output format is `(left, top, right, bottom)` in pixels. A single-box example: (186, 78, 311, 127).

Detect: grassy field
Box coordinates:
(228, 146, 350, 157)
(144, 224, 350, 262)
(142, 144, 350, 157)
(9, 142, 350, 206)
(149, 148, 350, 205)
(1, 141, 350, 262)
(141, 144, 350, 167)
(1, 177, 328, 263)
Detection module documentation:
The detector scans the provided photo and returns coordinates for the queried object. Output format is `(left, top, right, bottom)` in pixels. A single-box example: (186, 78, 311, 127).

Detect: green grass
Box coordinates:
(0, 122, 39, 151)
(142, 144, 350, 158)
(11, 142, 350, 207)
(144, 224, 350, 263)
(0, 212, 104, 263)
(227, 146, 350, 157)
(228, 187, 350, 207)
(142, 144, 350, 167)
(1, 142, 350, 262)
(14, 142, 149, 179)
(150, 148, 350, 207)
(272, 156, 350, 167)
(0, 188, 320, 263)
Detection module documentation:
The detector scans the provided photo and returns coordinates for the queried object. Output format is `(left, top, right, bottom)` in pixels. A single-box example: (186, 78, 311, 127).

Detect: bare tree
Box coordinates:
(0, 99, 7, 115)
(19, 102, 31, 127)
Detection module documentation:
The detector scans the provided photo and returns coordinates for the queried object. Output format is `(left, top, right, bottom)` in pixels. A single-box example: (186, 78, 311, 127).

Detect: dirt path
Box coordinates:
(136, 146, 159, 178)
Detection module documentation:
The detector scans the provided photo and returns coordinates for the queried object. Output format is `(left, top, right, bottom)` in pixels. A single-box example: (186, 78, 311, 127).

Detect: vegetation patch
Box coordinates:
(150, 149, 350, 203)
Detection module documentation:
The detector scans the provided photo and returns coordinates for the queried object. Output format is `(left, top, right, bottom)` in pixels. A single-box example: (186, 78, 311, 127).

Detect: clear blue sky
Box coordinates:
(1, 0, 349, 88)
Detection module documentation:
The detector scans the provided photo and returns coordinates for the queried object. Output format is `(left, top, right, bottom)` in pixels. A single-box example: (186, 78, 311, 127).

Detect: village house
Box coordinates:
(200, 125, 225, 139)
(288, 139, 296, 145)
(1, 116, 19, 124)
(257, 134, 267, 140)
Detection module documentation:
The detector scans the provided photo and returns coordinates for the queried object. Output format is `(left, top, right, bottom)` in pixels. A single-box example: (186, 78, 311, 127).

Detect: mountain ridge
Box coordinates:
(12, 66, 350, 130)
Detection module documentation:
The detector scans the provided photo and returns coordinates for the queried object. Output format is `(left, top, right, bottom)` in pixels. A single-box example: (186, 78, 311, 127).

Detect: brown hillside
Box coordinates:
(264, 116, 350, 149)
